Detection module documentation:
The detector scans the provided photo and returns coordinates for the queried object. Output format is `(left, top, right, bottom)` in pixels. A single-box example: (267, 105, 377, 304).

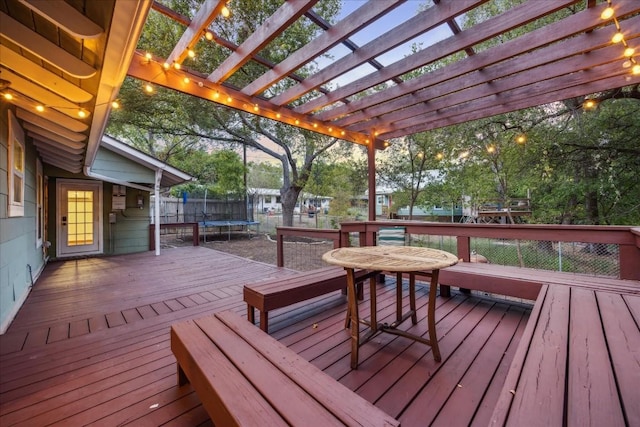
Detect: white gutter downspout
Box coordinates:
(155, 168, 163, 256)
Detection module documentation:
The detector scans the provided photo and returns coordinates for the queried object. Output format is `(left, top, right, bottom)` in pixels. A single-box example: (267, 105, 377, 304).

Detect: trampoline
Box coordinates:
(199, 220, 260, 242)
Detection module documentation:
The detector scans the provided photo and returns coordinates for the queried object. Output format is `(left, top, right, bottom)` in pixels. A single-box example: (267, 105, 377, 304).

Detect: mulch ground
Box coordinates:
(161, 232, 333, 271)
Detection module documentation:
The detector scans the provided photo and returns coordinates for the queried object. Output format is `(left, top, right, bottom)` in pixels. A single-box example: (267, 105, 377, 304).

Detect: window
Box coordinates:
(8, 111, 25, 217)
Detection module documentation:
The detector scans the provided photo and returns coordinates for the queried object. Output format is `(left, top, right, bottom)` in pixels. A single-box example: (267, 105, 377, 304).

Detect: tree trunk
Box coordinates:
(280, 186, 301, 227)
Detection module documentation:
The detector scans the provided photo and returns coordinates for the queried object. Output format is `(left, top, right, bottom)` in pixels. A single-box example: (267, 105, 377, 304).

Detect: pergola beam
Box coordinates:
(127, 51, 386, 149)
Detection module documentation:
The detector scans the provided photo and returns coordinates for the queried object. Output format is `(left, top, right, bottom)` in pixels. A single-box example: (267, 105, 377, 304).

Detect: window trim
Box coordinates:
(36, 159, 44, 248)
(7, 111, 25, 217)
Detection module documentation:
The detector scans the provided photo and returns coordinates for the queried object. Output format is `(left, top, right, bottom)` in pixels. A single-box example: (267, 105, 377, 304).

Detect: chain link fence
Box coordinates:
(409, 234, 619, 277)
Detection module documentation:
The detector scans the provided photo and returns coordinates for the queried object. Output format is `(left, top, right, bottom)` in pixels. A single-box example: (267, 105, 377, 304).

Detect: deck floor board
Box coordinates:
(0, 246, 532, 426)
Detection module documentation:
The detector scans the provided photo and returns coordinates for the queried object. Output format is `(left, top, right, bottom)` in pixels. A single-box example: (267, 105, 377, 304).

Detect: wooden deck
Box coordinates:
(0, 246, 532, 426)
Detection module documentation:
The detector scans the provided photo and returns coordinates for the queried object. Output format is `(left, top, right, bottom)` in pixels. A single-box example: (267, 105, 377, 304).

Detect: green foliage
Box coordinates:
(248, 162, 282, 189)
(171, 149, 246, 198)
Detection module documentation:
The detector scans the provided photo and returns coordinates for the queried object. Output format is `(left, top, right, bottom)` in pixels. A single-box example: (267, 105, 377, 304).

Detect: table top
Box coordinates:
(322, 246, 459, 272)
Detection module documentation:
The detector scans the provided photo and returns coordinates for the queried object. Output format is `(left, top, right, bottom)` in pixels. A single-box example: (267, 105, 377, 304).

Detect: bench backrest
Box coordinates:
(377, 227, 407, 246)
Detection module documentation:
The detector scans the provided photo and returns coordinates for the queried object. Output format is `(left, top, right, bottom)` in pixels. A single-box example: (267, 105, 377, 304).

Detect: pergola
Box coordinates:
(2, 0, 640, 218)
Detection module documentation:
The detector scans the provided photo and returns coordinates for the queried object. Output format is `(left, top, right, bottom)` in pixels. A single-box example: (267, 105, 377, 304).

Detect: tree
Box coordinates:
(107, 0, 345, 226)
(377, 130, 448, 219)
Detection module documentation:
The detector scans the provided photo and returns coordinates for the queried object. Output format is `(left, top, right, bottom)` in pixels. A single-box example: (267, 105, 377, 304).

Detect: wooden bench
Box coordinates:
(244, 266, 372, 332)
(436, 262, 640, 300)
(171, 310, 400, 427)
(489, 284, 640, 426)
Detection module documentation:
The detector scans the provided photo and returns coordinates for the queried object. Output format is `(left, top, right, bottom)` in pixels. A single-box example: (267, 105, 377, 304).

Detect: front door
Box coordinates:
(57, 180, 103, 257)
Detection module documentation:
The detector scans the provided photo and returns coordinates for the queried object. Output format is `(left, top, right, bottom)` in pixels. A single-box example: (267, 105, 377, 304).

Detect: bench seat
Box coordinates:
(490, 284, 640, 426)
(436, 262, 640, 300)
(244, 266, 371, 332)
(171, 310, 399, 427)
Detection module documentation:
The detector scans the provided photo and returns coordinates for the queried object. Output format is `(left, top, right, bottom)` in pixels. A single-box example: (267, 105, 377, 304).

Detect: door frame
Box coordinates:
(56, 179, 104, 257)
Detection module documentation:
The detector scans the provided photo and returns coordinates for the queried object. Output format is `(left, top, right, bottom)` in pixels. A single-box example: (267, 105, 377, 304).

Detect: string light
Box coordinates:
(111, 100, 120, 109)
(602, 0, 639, 76)
(221, 5, 230, 18)
(516, 134, 526, 144)
(2, 92, 13, 100)
(78, 109, 87, 118)
(36, 105, 44, 112)
(583, 99, 597, 110)
(144, 82, 154, 93)
(187, 49, 195, 59)
(204, 31, 213, 41)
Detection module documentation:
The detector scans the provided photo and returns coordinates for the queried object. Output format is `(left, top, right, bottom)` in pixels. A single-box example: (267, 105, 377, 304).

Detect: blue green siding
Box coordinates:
(93, 148, 155, 184)
(1, 105, 46, 333)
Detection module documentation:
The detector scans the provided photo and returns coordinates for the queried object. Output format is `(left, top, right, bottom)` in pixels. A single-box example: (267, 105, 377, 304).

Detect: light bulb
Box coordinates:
(173, 63, 181, 70)
(36, 105, 45, 112)
(226, 96, 232, 102)
(187, 50, 195, 58)
(624, 47, 635, 57)
(163, 62, 170, 70)
(253, 104, 259, 112)
(111, 101, 120, 109)
(221, 5, 230, 18)
(2, 93, 13, 100)
(145, 52, 152, 60)
(205, 31, 213, 41)
(276, 112, 281, 119)
(612, 32, 624, 43)
(633, 64, 640, 75)
(183, 77, 190, 84)
(601, 7, 614, 20)
(78, 109, 87, 118)
(145, 83, 154, 93)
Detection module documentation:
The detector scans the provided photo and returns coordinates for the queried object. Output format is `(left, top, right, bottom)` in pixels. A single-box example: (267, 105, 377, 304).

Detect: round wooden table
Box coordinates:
(323, 246, 458, 368)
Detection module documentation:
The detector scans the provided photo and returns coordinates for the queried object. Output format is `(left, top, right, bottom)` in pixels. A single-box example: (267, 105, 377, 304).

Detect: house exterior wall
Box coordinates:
(0, 105, 46, 333)
(93, 149, 155, 183)
(44, 166, 151, 259)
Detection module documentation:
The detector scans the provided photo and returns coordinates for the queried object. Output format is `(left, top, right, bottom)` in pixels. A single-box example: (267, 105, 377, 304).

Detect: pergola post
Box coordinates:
(368, 142, 376, 221)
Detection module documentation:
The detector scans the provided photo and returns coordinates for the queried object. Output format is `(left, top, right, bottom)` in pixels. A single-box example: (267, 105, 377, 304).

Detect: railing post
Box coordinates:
(619, 243, 640, 280)
(149, 225, 154, 251)
(193, 223, 199, 246)
(277, 230, 284, 267)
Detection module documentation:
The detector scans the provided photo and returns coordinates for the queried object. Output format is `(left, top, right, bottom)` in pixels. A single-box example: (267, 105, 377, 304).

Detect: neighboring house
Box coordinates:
(0, 1, 193, 333)
(249, 188, 331, 214)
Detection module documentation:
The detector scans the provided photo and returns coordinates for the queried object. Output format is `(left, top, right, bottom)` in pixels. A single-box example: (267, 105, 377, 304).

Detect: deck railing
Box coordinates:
(277, 222, 640, 281)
